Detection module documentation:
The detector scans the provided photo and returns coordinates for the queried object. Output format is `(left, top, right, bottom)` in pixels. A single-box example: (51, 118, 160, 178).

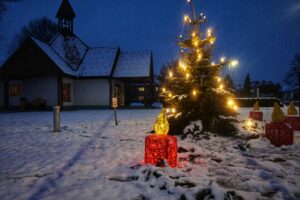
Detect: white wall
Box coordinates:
(62, 77, 74, 106)
(74, 79, 110, 106)
(0, 81, 4, 107)
(23, 76, 58, 106)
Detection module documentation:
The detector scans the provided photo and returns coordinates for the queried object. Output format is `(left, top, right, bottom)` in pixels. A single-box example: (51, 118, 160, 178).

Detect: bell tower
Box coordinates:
(56, 0, 76, 35)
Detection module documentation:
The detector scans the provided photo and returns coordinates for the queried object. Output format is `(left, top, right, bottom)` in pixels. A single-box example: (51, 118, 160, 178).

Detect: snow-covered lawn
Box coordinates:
(0, 109, 299, 200)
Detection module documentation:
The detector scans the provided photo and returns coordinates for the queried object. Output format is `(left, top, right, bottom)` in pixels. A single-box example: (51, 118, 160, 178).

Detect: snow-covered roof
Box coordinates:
(79, 47, 119, 77)
(31, 37, 77, 76)
(50, 34, 88, 70)
(113, 52, 151, 78)
(28, 35, 152, 78)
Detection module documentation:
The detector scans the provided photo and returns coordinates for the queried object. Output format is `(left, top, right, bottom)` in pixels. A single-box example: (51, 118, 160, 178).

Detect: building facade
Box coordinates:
(0, 0, 154, 110)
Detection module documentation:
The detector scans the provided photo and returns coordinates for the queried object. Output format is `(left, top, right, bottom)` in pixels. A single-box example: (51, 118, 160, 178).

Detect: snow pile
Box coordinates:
(183, 120, 203, 135)
(235, 119, 265, 139)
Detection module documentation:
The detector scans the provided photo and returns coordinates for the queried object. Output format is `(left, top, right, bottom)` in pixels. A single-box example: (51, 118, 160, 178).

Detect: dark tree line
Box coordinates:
(283, 53, 300, 109)
(284, 54, 300, 95)
(238, 73, 282, 98)
(238, 54, 300, 99)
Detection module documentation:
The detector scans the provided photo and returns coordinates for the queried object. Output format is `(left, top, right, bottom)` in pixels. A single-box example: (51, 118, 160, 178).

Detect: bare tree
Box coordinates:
(8, 17, 58, 54)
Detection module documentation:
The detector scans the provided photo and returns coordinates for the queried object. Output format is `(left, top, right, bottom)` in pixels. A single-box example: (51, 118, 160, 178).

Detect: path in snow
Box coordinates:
(27, 113, 114, 200)
(0, 110, 160, 200)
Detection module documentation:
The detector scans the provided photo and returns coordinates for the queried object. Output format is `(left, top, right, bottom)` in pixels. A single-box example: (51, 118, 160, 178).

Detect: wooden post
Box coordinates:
(53, 106, 61, 132)
(112, 97, 118, 126)
(114, 108, 118, 126)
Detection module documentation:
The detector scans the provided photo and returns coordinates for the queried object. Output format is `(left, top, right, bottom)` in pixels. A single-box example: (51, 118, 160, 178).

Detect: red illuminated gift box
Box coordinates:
(249, 111, 263, 121)
(285, 116, 300, 131)
(145, 134, 177, 168)
(265, 122, 293, 147)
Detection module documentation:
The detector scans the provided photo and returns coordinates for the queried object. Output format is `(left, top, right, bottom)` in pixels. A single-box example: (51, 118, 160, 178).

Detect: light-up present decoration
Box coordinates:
(249, 101, 263, 121)
(285, 101, 300, 131)
(145, 108, 177, 168)
(265, 103, 293, 147)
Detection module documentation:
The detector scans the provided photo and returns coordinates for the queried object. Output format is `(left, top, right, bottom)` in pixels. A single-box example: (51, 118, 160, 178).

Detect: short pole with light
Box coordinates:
(144, 108, 177, 168)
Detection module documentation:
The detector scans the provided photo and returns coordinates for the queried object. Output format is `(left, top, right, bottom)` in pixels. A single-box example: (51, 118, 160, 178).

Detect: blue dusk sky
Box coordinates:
(0, 0, 300, 85)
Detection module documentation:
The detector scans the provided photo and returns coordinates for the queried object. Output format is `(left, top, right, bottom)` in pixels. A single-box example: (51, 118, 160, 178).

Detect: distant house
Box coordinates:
(0, 0, 154, 110)
(281, 89, 298, 103)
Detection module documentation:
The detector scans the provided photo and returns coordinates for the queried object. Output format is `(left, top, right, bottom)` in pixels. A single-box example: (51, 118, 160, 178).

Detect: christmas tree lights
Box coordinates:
(161, 0, 239, 132)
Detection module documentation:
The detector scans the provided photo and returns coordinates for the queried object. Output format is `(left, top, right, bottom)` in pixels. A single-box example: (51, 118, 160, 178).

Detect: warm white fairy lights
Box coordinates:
(160, 0, 239, 115)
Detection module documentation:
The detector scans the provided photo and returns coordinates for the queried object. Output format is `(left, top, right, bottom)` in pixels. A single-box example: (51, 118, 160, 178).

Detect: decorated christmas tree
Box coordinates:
(161, 0, 239, 134)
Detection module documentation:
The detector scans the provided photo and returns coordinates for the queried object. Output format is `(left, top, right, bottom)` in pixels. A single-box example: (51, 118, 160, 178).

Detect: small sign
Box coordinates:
(112, 97, 118, 108)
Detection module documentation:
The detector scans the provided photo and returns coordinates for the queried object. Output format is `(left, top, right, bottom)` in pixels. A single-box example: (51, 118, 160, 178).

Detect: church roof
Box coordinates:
(56, 0, 76, 19)
(50, 34, 88, 70)
(31, 37, 77, 76)
(79, 47, 119, 77)
(113, 52, 152, 78)
(26, 35, 152, 79)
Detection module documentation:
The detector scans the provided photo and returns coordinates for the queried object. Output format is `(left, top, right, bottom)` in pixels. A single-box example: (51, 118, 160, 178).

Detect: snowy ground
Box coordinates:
(0, 109, 299, 200)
